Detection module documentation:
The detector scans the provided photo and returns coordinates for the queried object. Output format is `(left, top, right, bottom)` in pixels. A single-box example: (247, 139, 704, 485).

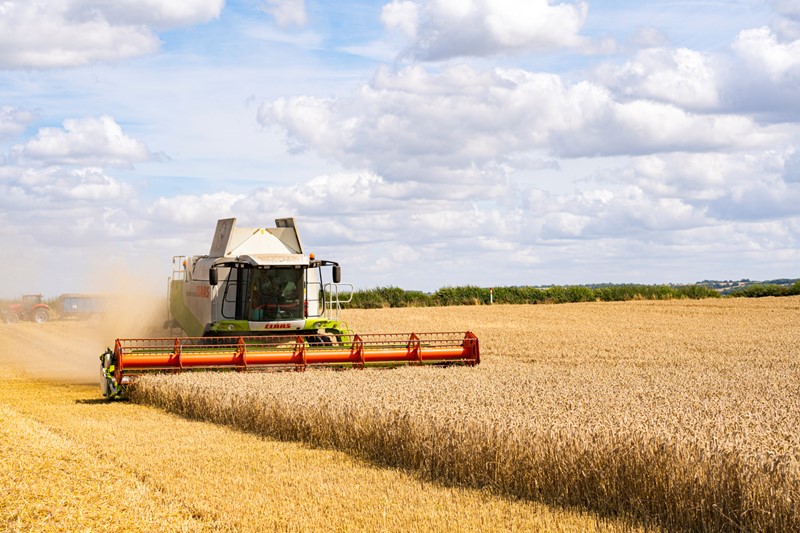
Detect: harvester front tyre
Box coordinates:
(99, 349, 121, 399)
(99, 365, 110, 398)
(33, 309, 50, 324)
(5, 313, 20, 324)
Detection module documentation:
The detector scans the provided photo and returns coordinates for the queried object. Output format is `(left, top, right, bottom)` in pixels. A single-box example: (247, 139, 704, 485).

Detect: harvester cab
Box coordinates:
(100, 218, 480, 399)
(166, 217, 352, 341)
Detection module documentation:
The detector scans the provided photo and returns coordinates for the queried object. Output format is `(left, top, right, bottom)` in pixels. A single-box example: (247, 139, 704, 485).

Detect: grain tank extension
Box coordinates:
(100, 218, 479, 398)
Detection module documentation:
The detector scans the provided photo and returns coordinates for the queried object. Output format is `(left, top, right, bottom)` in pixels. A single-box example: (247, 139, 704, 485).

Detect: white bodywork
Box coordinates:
(171, 218, 330, 336)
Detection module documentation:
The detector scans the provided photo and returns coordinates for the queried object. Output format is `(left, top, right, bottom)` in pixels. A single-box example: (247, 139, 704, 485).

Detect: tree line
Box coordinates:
(343, 281, 800, 308)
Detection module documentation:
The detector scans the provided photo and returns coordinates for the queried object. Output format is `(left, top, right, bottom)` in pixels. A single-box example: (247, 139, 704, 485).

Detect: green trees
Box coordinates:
(729, 280, 800, 298)
(344, 283, 723, 308)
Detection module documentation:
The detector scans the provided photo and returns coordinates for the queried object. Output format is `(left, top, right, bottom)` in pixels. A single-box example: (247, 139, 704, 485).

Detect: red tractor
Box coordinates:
(3, 294, 51, 324)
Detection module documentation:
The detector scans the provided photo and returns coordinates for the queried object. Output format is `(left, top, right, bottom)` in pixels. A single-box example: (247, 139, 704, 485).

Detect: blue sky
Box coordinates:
(1, 0, 799, 297)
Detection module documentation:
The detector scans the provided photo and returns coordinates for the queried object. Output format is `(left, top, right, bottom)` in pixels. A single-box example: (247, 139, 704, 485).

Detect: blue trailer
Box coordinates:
(61, 294, 108, 319)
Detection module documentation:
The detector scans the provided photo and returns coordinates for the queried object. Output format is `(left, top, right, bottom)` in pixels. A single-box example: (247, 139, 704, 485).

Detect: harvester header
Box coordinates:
(100, 217, 479, 398)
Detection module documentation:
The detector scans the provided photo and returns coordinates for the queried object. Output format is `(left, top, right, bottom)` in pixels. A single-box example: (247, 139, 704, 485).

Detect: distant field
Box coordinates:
(0, 321, 643, 532)
(132, 298, 800, 532)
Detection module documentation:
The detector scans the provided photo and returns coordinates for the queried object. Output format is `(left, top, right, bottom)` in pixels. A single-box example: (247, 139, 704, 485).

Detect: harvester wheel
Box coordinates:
(33, 309, 50, 324)
(320, 334, 335, 345)
(308, 335, 334, 346)
(5, 313, 20, 324)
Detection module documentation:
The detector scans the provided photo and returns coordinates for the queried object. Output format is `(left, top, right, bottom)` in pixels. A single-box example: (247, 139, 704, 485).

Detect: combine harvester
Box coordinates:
(100, 218, 479, 398)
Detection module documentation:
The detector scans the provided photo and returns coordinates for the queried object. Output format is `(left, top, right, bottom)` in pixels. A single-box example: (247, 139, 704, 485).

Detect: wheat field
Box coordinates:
(0, 321, 645, 532)
(131, 297, 800, 532)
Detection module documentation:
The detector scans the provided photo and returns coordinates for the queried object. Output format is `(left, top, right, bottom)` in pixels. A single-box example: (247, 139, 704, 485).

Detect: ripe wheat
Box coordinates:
(131, 297, 800, 531)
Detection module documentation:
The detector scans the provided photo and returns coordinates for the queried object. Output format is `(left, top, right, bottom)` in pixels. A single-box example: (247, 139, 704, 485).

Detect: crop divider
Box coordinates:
(407, 333, 422, 364)
(236, 337, 247, 370)
(351, 335, 365, 368)
(174, 338, 183, 370)
(293, 336, 307, 371)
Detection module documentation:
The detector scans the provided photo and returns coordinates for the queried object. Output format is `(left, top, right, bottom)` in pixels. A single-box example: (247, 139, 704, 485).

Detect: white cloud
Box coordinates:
(771, 0, 800, 39)
(732, 26, 800, 82)
(711, 177, 800, 221)
(381, 0, 589, 60)
(232, 172, 435, 227)
(526, 184, 707, 241)
(242, 22, 322, 48)
(771, 17, 800, 41)
(772, 0, 800, 18)
(390, 244, 421, 263)
(381, 1, 419, 38)
(11, 116, 155, 167)
(626, 151, 795, 202)
(68, 0, 224, 29)
(596, 48, 721, 110)
(627, 26, 670, 49)
(0, 106, 36, 140)
(260, 0, 307, 27)
(0, 0, 223, 68)
(784, 148, 800, 183)
(558, 97, 773, 157)
(715, 25, 800, 118)
(593, 23, 800, 120)
(148, 192, 243, 226)
(601, 150, 800, 226)
(259, 64, 779, 187)
(0, 106, 37, 141)
(0, 165, 134, 210)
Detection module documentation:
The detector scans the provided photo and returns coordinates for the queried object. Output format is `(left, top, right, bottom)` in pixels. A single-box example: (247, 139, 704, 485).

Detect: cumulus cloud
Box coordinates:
(260, 0, 307, 27)
(771, 0, 800, 40)
(90, 160, 797, 289)
(69, 0, 224, 29)
(381, 1, 419, 38)
(603, 150, 800, 225)
(627, 26, 670, 49)
(594, 25, 800, 120)
(622, 153, 739, 201)
(720, 25, 800, 119)
(520, 184, 707, 241)
(732, 26, 800, 82)
(0, 165, 134, 214)
(0, 0, 223, 68)
(783, 148, 800, 183)
(709, 177, 800, 221)
(554, 97, 775, 157)
(148, 192, 243, 226)
(141, 171, 494, 251)
(242, 6, 800, 286)
(0, 113, 160, 258)
(772, 0, 800, 18)
(596, 48, 721, 110)
(258, 64, 778, 189)
(381, 0, 589, 60)
(0, 106, 37, 141)
(11, 115, 155, 168)
(22, 166, 133, 201)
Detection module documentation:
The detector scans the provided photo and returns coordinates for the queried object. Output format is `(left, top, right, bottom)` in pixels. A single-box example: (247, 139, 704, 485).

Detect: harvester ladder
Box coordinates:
(172, 256, 187, 281)
(166, 256, 188, 326)
(324, 282, 353, 320)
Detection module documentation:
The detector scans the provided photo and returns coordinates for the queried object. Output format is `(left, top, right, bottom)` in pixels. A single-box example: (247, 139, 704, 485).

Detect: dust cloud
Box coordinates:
(0, 268, 173, 386)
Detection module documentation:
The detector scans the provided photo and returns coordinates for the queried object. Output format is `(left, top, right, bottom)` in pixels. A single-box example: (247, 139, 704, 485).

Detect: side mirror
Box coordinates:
(332, 265, 341, 284)
(209, 268, 218, 286)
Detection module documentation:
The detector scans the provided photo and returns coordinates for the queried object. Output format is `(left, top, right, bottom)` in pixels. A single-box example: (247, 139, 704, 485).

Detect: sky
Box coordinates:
(1, 0, 799, 297)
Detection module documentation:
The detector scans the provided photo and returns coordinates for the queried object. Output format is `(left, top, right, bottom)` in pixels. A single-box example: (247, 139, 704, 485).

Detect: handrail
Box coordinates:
(323, 283, 353, 320)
